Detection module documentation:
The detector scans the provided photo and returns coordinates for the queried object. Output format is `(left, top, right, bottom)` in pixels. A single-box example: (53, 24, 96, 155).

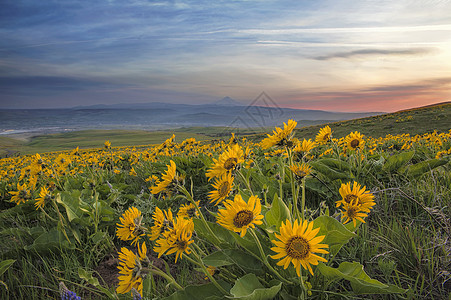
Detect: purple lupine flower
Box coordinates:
(59, 282, 81, 300)
(131, 287, 142, 300)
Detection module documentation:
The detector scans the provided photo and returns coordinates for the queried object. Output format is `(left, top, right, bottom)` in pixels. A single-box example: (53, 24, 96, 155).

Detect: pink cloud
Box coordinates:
(278, 78, 451, 112)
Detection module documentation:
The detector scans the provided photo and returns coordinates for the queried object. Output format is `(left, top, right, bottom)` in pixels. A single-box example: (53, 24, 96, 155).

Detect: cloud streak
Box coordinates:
(279, 77, 451, 112)
(0, 0, 450, 110)
(312, 48, 435, 60)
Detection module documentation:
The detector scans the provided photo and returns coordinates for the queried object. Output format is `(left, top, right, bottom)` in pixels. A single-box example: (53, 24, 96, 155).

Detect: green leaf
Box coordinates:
(382, 150, 414, 173)
(202, 251, 234, 267)
(318, 262, 407, 294)
(57, 191, 82, 222)
(142, 274, 152, 298)
(193, 219, 235, 249)
(265, 193, 291, 228)
(305, 177, 332, 197)
(232, 231, 265, 259)
(90, 231, 107, 245)
(0, 259, 15, 276)
(316, 158, 351, 171)
(310, 161, 350, 181)
(78, 268, 100, 286)
(245, 168, 278, 198)
(24, 227, 75, 252)
(228, 273, 282, 300)
(313, 216, 356, 256)
(202, 249, 263, 273)
(78, 268, 116, 298)
(0, 280, 8, 291)
(406, 158, 448, 177)
(163, 280, 231, 300)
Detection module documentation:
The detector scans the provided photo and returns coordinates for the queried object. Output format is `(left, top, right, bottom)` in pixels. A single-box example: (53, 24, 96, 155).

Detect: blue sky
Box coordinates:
(1, 0, 450, 111)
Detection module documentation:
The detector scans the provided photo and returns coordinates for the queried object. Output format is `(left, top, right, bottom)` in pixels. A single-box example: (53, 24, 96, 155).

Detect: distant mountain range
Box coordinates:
(0, 97, 384, 134)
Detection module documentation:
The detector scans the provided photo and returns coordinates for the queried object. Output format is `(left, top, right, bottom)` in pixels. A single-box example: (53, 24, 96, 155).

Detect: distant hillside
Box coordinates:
(212, 96, 245, 106)
(0, 98, 383, 134)
(1, 102, 449, 157)
(292, 101, 451, 140)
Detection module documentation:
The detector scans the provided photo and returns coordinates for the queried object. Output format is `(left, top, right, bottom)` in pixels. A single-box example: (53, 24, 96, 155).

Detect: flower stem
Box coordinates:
(249, 229, 292, 285)
(301, 177, 306, 221)
(143, 267, 183, 290)
(237, 170, 253, 194)
(179, 185, 222, 246)
(189, 249, 231, 296)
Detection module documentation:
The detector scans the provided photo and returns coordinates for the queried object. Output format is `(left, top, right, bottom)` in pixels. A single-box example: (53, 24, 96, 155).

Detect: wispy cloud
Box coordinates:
(312, 48, 435, 60)
(240, 24, 451, 35)
(280, 77, 451, 112)
(1, 0, 451, 109)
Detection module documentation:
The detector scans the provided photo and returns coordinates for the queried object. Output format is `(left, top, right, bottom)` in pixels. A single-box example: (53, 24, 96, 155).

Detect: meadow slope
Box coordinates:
(0, 103, 449, 299)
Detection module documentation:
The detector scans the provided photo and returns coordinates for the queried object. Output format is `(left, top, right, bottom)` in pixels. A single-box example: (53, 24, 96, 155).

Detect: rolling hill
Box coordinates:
(0, 101, 449, 157)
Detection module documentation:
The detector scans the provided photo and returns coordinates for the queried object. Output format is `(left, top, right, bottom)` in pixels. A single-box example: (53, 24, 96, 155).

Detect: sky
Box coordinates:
(1, 0, 451, 112)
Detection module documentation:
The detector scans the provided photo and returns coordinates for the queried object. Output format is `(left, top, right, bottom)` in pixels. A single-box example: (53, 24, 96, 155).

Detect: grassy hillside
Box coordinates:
(1, 103, 450, 299)
(1, 102, 449, 156)
(293, 101, 451, 140)
(0, 129, 213, 156)
(0, 127, 268, 157)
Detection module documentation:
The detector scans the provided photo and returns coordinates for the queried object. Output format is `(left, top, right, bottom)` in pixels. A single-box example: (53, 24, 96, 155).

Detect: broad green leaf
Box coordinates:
(163, 280, 231, 300)
(406, 158, 448, 177)
(202, 249, 263, 273)
(90, 231, 107, 245)
(232, 230, 268, 260)
(313, 216, 356, 256)
(0, 259, 15, 276)
(310, 161, 349, 181)
(316, 158, 351, 171)
(193, 219, 235, 249)
(265, 193, 291, 228)
(57, 191, 82, 222)
(382, 150, 414, 173)
(78, 268, 100, 286)
(24, 227, 75, 252)
(305, 177, 332, 197)
(69, 226, 81, 244)
(202, 251, 234, 267)
(245, 169, 279, 200)
(142, 275, 152, 298)
(0, 280, 8, 291)
(78, 268, 116, 298)
(318, 262, 407, 294)
(228, 273, 282, 300)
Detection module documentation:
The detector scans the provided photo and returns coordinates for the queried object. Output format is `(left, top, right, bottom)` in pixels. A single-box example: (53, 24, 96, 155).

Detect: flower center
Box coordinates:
(176, 239, 188, 250)
(295, 169, 307, 178)
(346, 207, 358, 218)
(187, 207, 197, 218)
(233, 210, 253, 228)
(223, 158, 238, 170)
(19, 189, 29, 199)
(283, 139, 295, 148)
(344, 194, 358, 204)
(161, 219, 173, 233)
(218, 181, 231, 197)
(350, 139, 360, 148)
(323, 133, 330, 141)
(286, 236, 310, 259)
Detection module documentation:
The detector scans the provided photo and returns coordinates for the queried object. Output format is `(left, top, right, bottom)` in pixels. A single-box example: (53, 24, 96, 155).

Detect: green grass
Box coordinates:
(0, 129, 214, 156)
(0, 127, 269, 157)
(0, 136, 25, 157)
(1, 117, 450, 298)
(1, 102, 450, 299)
(293, 102, 451, 140)
(2, 102, 450, 157)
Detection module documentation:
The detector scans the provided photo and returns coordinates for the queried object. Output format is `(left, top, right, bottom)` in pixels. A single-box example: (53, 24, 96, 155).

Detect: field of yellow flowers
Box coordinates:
(0, 121, 450, 299)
